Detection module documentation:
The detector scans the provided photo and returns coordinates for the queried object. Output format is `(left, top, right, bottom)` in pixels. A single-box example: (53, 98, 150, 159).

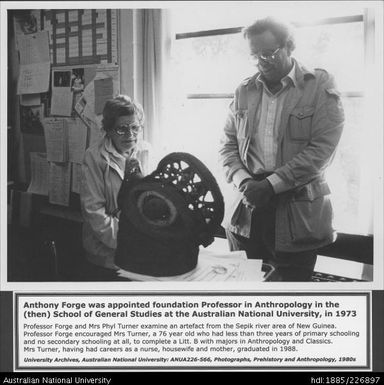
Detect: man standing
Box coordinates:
(219, 17, 344, 281)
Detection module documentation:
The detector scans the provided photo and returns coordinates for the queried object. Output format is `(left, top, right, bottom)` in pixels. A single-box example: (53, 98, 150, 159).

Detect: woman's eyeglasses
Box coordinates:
(114, 123, 142, 136)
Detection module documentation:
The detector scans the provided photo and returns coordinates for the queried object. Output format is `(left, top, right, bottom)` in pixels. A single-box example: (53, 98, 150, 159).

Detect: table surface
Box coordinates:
(205, 238, 373, 282)
(34, 206, 374, 282)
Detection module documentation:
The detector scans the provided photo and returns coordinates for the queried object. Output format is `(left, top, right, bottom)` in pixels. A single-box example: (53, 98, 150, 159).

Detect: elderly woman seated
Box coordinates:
(80, 95, 149, 275)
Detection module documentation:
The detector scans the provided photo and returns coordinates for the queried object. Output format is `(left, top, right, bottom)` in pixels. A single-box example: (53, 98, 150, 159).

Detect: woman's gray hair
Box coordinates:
(242, 17, 296, 52)
(102, 95, 145, 132)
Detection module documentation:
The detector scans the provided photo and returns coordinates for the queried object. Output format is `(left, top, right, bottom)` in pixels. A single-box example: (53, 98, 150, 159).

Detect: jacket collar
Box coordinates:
(294, 59, 316, 88)
(248, 58, 315, 90)
(100, 135, 126, 178)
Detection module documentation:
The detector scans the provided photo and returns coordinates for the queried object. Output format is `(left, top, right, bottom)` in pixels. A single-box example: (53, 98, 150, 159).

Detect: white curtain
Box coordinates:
(133, 9, 171, 164)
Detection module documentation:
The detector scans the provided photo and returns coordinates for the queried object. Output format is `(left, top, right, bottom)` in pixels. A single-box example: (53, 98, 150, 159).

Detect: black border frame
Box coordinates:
(15, 292, 370, 371)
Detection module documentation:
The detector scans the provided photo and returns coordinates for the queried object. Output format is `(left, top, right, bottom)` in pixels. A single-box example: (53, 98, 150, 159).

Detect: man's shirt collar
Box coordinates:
(255, 60, 298, 90)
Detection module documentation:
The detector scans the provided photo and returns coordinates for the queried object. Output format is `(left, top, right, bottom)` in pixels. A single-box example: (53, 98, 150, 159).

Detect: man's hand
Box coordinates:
(239, 179, 274, 209)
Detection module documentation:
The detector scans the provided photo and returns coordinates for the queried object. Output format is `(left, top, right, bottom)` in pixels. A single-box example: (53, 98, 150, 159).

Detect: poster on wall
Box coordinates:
(16, 31, 50, 95)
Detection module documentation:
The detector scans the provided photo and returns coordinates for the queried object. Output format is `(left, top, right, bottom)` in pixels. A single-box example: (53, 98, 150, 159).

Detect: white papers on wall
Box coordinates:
(74, 84, 96, 131)
(67, 118, 87, 163)
(78, 79, 97, 122)
(84, 66, 97, 87)
(48, 162, 71, 206)
(74, 82, 103, 145)
(50, 69, 73, 116)
(27, 152, 49, 196)
(43, 118, 67, 162)
(94, 77, 113, 115)
(43, 117, 89, 165)
(96, 65, 119, 98)
(51, 88, 73, 117)
(75, 66, 119, 119)
(17, 31, 50, 94)
(18, 63, 51, 95)
(18, 30, 50, 64)
(40, 116, 87, 203)
(27, 152, 83, 205)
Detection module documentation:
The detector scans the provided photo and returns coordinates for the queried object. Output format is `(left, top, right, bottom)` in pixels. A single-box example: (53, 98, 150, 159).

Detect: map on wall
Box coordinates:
(41, 9, 118, 66)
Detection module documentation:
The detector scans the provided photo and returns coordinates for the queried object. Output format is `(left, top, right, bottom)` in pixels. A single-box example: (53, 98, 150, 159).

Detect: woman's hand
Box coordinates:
(124, 157, 143, 180)
(118, 158, 144, 210)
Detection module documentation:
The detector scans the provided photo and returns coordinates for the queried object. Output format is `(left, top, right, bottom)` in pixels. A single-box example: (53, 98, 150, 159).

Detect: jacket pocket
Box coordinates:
(288, 106, 314, 142)
(230, 199, 244, 227)
(287, 181, 333, 245)
(228, 197, 253, 238)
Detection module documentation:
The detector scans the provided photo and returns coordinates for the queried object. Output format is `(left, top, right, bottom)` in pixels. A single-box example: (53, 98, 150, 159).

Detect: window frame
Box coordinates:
(168, 11, 375, 238)
(175, 14, 365, 101)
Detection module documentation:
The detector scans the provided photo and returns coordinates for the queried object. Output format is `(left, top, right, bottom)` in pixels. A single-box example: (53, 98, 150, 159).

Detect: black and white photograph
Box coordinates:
(1, 1, 383, 377)
(71, 68, 85, 93)
(53, 70, 71, 88)
(20, 104, 44, 134)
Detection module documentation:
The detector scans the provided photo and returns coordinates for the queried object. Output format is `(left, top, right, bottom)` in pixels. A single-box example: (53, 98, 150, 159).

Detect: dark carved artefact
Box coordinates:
(115, 152, 224, 276)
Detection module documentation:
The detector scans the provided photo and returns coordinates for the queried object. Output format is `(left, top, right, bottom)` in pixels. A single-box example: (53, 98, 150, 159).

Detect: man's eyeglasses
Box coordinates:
(250, 47, 281, 63)
(114, 123, 142, 136)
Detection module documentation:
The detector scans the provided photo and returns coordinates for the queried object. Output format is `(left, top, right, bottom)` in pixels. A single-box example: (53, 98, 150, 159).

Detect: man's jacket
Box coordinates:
(219, 60, 345, 252)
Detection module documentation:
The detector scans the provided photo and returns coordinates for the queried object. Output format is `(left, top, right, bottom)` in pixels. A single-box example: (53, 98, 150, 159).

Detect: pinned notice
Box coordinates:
(94, 77, 113, 115)
(66, 118, 87, 163)
(27, 152, 49, 196)
(43, 118, 67, 162)
(17, 31, 50, 94)
(51, 69, 73, 116)
(74, 81, 96, 125)
(48, 162, 71, 206)
(84, 66, 97, 87)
